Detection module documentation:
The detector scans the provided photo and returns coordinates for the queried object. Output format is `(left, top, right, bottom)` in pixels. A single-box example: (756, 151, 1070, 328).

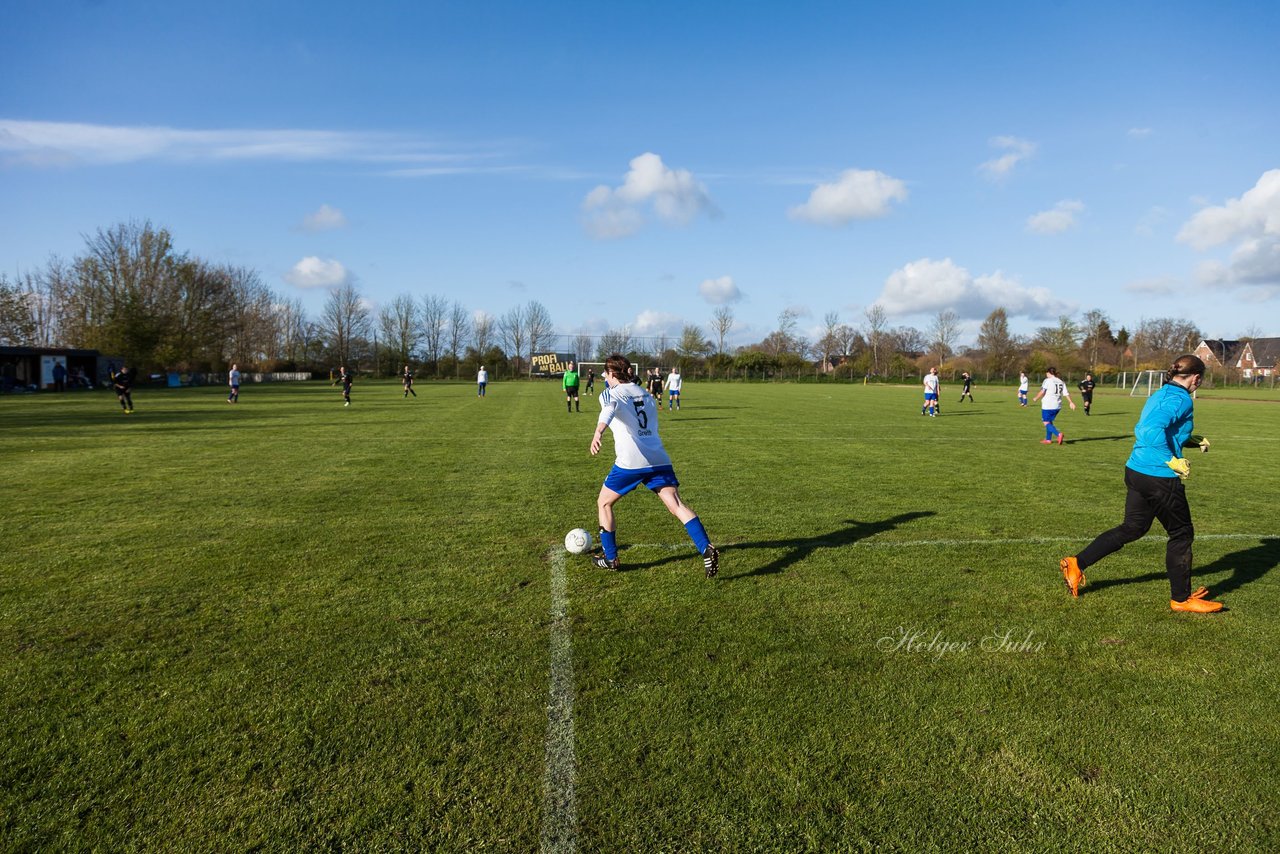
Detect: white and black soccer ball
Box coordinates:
(564, 528, 591, 554)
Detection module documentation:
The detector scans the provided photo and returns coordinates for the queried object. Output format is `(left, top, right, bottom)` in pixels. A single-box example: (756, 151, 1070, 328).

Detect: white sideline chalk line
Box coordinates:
(621, 533, 1279, 551)
(541, 548, 576, 854)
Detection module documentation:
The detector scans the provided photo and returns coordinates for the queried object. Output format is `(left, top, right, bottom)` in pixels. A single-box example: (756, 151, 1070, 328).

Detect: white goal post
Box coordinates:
(1128, 369, 1166, 397)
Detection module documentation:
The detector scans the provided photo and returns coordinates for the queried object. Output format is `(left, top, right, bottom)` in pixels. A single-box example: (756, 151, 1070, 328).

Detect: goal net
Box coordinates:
(1128, 369, 1166, 397)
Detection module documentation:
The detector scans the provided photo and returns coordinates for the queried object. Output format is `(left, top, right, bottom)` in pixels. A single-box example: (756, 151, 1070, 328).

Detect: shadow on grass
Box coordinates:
(1066, 434, 1131, 444)
(619, 511, 936, 577)
(1085, 537, 1279, 598)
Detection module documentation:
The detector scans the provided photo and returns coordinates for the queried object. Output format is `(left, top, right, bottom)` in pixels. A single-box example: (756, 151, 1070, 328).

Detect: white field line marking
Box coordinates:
(541, 548, 576, 854)
(623, 533, 1279, 551)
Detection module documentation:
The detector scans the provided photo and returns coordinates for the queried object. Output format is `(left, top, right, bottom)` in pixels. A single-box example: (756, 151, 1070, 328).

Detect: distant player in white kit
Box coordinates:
(227, 363, 241, 403)
(922, 367, 939, 416)
(588, 354, 719, 577)
(663, 366, 683, 410)
(1018, 371, 1029, 407)
(1033, 367, 1075, 444)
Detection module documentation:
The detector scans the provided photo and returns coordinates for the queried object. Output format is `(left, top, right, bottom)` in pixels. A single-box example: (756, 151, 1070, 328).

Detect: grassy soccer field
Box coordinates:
(3, 379, 1279, 850)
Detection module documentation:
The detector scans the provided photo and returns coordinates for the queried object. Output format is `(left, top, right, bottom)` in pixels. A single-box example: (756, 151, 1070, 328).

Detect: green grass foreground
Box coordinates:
(3, 380, 1279, 851)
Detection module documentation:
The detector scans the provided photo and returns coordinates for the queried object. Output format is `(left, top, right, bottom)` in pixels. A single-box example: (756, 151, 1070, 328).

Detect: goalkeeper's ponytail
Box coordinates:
(1166, 354, 1206, 383)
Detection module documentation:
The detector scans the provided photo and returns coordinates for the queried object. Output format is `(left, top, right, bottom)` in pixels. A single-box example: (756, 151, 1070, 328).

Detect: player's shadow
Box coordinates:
(1065, 435, 1131, 444)
(620, 511, 936, 576)
(1086, 537, 1279, 597)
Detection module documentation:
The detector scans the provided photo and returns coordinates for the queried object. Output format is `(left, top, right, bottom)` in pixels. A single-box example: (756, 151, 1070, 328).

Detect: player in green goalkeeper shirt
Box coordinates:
(563, 361, 581, 412)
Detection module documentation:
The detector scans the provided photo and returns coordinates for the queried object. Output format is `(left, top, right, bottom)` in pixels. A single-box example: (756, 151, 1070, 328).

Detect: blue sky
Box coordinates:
(3, 0, 1278, 349)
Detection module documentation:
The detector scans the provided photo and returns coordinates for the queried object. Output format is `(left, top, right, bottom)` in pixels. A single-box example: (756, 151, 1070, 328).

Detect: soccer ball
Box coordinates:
(564, 528, 591, 554)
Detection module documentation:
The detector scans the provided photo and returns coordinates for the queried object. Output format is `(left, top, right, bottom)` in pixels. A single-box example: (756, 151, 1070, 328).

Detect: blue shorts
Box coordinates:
(668, 389, 680, 398)
(924, 392, 937, 401)
(604, 464, 679, 496)
(1042, 408, 1060, 422)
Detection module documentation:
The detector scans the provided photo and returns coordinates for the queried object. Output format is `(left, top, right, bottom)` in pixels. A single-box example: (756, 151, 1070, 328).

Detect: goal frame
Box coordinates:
(1127, 369, 1166, 397)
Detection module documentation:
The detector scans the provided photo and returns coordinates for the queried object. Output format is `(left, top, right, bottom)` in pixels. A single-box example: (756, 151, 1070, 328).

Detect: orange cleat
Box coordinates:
(1056, 432, 1065, 445)
(1171, 597, 1223, 613)
(1040, 439, 1053, 444)
(1060, 556, 1085, 598)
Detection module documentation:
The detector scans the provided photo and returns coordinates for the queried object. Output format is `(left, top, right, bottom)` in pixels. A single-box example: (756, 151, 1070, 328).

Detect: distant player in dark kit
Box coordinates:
(647, 368, 664, 407)
(1078, 373, 1095, 415)
(959, 371, 974, 403)
(112, 365, 136, 413)
(563, 360, 581, 412)
(402, 365, 416, 398)
(585, 368, 596, 395)
(334, 366, 353, 406)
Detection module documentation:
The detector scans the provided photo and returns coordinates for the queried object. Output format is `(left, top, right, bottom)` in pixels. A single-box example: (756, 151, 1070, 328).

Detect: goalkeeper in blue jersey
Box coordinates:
(588, 354, 719, 577)
(1059, 355, 1221, 613)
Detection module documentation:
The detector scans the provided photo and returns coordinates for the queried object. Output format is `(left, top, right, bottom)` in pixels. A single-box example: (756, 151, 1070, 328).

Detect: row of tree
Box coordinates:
(0, 220, 1251, 382)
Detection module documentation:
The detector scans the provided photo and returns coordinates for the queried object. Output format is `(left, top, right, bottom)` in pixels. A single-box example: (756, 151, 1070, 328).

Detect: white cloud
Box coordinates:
(698, 275, 742, 305)
(581, 152, 716, 239)
(0, 118, 491, 169)
(1177, 169, 1280, 250)
(283, 256, 351, 289)
(788, 168, 907, 225)
(630, 310, 684, 337)
(1124, 276, 1179, 295)
(1026, 199, 1084, 235)
(874, 257, 1071, 320)
(1128, 127, 1154, 138)
(978, 136, 1036, 181)
(302, 204, 348, 231)
(1176, 170, 1280, 293)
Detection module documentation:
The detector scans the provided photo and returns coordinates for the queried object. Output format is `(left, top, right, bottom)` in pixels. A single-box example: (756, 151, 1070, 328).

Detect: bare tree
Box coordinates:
(378, 294, 420, 372)
(525, 300, 554, 359)
(677, 324, 712, 360)
(446, 301, 470, 377)
(573, 332, 594, 362)
(710, 306, 735, 354)
(1035, 315, 1082, 371)
(817, 311, 841, 368)
(472, 310, 495, 354)
(499, 303, 528, 375)
(928, 309, 961, 362)
(864, 304, 888, 374)
(597, 328, 633, 359)
(1079, 308, 1111, 369)
(0, 275, 36, 345)
(1135, 317, 1201, 367)
(420, 295, 448, 374)
(321, 282, 370, 367)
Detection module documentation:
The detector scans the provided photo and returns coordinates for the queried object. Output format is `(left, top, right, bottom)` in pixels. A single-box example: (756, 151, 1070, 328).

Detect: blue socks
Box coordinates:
(684, 516, 711, 554)
(599, 528, 617, 560)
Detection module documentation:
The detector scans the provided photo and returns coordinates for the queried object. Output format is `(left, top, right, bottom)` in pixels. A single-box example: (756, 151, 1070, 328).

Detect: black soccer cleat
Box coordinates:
(591, 553, 620, 571)
(702, 545, 720, 578)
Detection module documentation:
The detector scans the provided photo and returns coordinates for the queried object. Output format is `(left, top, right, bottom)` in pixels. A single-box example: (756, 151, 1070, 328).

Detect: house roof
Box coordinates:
(1197, 339, 1246, 365)
(1245, 337, 1280, 368)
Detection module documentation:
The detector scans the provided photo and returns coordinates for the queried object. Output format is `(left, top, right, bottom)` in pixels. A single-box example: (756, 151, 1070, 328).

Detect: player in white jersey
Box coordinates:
(1032, 367, 1075, 444)
(664, 366, 683, 410)
(921, 367, 940, 416)
(588, 354, 719, 577)
(1018, 372, 1029, 407)
(227, 364, 241, 403)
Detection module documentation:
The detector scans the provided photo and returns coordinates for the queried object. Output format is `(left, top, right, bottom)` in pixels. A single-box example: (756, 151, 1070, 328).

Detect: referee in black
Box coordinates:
(1078, 373, 1096, 415)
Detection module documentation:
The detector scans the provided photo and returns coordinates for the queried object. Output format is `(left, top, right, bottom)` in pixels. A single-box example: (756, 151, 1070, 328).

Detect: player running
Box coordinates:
(922, 367, 939, 416)
(228, 363, 241, 403)
(588, 354, 719, 577)
(402, 365, 417, 398)
(664, 366, 683, 410)
(1058, 355, 1220, 613)
(563, 360, 581, 413)
(112, 365, 136, 414)
(1078, 373, 1095, 415)
(334, 366, 353, 406)
(1032, 367, 1075, 444)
